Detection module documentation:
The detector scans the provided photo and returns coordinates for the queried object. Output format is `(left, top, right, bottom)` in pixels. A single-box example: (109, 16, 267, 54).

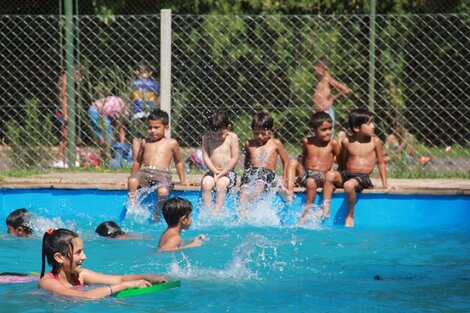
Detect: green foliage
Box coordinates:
(5, 99, 55, 169)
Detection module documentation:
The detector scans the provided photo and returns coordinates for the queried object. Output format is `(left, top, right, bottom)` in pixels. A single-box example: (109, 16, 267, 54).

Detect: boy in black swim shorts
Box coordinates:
(238, 112, 290, 218)
(200, 109, 240, 214)
(322, 108, 393, 227)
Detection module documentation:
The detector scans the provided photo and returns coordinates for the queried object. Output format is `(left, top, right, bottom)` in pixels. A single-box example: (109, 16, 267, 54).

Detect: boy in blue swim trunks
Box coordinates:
(312, 57, 349, 132)
(238, 112, 290, 218)
(285, 112, 341, 224)
(322, 108, 392, 227)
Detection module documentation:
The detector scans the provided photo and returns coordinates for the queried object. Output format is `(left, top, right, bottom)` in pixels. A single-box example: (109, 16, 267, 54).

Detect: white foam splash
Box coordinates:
(166, 233, 285, 282)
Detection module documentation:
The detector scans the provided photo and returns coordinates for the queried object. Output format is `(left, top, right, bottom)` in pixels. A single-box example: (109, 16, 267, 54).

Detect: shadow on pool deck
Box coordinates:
(1, 172, 469, 195)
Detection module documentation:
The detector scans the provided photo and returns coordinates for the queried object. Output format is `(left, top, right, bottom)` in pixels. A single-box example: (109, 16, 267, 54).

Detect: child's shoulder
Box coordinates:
(372, 135, 383, 145)
(226, 131, 238, 139)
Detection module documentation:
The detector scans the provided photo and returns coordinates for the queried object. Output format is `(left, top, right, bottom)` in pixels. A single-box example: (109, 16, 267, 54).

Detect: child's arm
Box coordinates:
(130, 140, 144, 175)
(276, 139, 289, 182)
(172, 141, 189, 185)
(158, 235, 205, 252)
(328, 75, 350, 102)
(338, 138, 348, 171)
(82, 269, 167, 286)
(38, 269, 166, 299)
(301, 137, 308, 167)
(243, 141, 251, 169)
(374, 138, 388, 188)
(201, 135, 219, 174)
(218, 133, 240, 177)
(332, 139, 341, 169)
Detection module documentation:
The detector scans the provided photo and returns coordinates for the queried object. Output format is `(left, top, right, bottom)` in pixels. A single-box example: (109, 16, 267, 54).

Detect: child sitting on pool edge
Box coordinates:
(322, 108, 394, 227)
(158, 197, 206, 252)
(38, 228, 167, 298)
(200, 109, 240, 214)
(284, 112, 341, 224)
(6, 208, 33, 237)
(238, 111, 291, 218)
(127, 109, 191, 221)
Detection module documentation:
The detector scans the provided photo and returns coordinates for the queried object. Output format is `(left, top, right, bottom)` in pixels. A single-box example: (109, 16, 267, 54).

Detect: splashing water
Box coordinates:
(124, 181, 173, 224)
(166, 233, 285, 282)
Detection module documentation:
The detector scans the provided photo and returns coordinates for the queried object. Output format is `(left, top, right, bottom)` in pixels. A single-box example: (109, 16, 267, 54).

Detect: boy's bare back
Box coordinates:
(158, 228, 183, 251)
(202, 131, 239, 171)
(342, 135, 384, 175)
(245, 138, 284, 172)
(302, 136, 340, 173)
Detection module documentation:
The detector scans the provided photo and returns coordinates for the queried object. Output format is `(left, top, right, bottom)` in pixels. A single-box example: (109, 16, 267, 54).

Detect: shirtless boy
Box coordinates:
(322, 108, 390, 227)
(313, 57, 349, 128)
(158, 197, 206, 252)
(285, 112, 341, 224)
(238, 112, 290, 218)
(201, 110, 239, 213)
(127, 109, 188, 220)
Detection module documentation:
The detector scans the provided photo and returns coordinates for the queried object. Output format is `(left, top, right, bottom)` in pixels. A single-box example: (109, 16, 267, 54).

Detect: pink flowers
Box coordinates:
(94, 96, 129, 120)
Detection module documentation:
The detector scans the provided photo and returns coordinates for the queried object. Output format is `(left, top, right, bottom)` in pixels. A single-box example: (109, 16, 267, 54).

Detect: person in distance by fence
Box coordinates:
(312, 57, 350, 132)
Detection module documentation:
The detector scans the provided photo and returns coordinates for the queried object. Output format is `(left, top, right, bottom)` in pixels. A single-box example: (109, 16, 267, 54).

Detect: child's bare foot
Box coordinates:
(128, 194, 137, 207)
(345, 216, 354, 227)
(284, 192, 293, 203)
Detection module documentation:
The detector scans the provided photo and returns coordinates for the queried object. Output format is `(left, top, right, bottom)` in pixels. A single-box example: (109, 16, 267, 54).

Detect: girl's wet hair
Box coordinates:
(95, 221, 125, 238)
(348, 108, 374, 132)
(208, 109, 229, 131)
(148, 109, 169, 125)
(40, 229, 79, 277)
(251, 112, 274, 131)
(162, 197, 193, 227)
(5, 208, 33, 235)
(310, 112, 333, 129)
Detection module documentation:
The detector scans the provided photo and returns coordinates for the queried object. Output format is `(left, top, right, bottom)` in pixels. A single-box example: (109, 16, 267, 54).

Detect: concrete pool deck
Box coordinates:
(1, 172, 469, 195)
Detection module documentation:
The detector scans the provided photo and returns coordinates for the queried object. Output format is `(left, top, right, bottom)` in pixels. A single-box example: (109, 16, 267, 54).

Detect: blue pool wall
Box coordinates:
(0, 188, 469, 229)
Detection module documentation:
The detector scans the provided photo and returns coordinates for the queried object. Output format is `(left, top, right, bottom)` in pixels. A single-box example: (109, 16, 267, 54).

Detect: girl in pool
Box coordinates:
(38, 228, 167, 299)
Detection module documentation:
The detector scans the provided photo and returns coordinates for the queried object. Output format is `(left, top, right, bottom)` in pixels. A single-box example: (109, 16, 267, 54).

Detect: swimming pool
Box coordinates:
(1, 188, 469, 312)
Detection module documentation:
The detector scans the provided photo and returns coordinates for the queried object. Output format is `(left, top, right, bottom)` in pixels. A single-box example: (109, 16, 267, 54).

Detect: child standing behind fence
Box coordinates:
(130, 62, 160, 160)
(53, 68, 82, 169)
(200, 110, 239, 214)
(312, 57, 349, 130)
(322, 108, 391, 227)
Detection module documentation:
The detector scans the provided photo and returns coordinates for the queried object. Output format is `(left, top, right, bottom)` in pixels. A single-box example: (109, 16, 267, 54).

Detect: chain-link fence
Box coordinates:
(0, 13, 468, 176)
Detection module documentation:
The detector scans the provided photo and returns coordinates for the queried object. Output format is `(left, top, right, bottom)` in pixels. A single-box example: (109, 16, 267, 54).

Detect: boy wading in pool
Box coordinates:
(128, 109, 190, 220)
(322, 108, 393, 227)
(285, 112, 341, 224)
(158, 197, 206, 252)
(201, 109, 240, 214)
(238, 112, 290, 218)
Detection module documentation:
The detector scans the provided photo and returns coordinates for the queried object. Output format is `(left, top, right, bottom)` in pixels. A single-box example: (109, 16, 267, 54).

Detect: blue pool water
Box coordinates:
(0, 188, 469, 313)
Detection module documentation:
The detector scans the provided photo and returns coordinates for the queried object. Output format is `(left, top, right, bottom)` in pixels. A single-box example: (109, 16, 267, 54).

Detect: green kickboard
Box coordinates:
(114, 280, 181, 298)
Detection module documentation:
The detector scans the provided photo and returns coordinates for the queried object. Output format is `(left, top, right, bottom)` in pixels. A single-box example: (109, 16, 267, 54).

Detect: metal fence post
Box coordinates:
(368, 0, 377, 112)
(65, 0, 76, 167)
(160, 9, 172, 137)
